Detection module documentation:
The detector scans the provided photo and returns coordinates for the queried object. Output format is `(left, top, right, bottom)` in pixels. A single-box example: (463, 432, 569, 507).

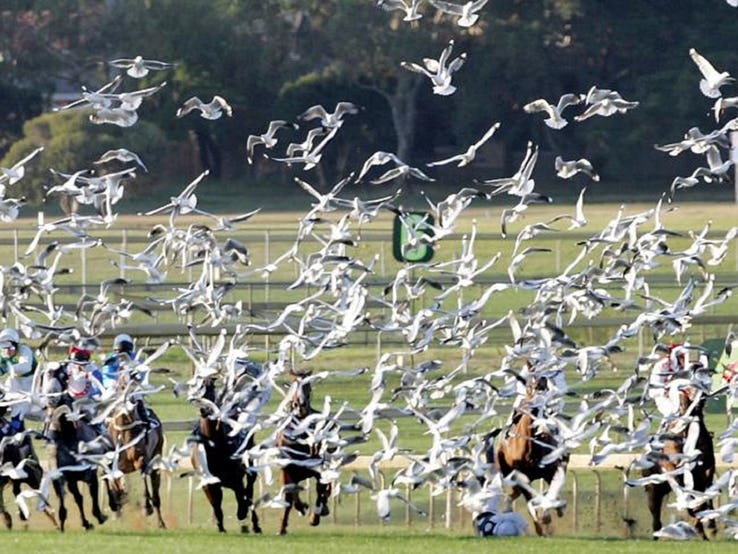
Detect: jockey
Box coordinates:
(100, 333, 136, 391)
(45, 345, 103, 413)
(648, 342, 709, 417)
(470, 474, 529, 537)
(0, 327, 38, 429)
(102, 334, 155, 428)
(647, 343, 688, 416)
(719, 332, 738, 411)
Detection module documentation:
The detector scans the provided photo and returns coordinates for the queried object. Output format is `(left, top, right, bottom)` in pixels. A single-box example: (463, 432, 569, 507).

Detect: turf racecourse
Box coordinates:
(4, 199, 738, 549)
(9, 529, 738, 554)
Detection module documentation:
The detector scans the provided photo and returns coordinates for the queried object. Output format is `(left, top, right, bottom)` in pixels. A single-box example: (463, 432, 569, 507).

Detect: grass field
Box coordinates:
(3, 194, 738, 545)
(9, 529, 738, 553)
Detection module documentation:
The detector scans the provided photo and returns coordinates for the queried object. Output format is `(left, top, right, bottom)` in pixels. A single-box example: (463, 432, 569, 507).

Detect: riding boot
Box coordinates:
(136, 400, 151, 428)
(682, 420, 700, 490)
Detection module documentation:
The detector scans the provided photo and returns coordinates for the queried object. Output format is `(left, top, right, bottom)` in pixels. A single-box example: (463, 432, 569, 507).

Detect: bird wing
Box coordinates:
(212, 96, 232, 116)
(176, 97, 203, 117)
(299, 104, 329, 122)
(689, 48, 722, 82)
(400, 61, 431, 77)
(428, 0, 464, 15)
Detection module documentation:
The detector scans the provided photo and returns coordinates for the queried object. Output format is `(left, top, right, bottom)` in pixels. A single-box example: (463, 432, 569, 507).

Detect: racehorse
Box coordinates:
(190, 377, 261, 533)
(46, 405, 108, 531)
(642, 379, 716, 540)
(276, 370, 332, 535)
(0, 432, 58, 529)
(106, 398, 166, 528)
(495, 374, 568, 536)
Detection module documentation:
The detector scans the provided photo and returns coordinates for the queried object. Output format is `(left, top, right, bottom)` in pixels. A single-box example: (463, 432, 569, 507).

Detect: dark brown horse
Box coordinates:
(107, 399, 166, 528)
(276, 371, 332, 535)
(495, 375, 568, 536)
(190, 378, 261, 533)
(46, 405, 109, 531)
(642, 380, 716, 540)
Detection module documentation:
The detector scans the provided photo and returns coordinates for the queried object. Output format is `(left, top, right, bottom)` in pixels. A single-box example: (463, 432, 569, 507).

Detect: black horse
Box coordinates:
(190, 377, 261, 533)
(46, 405, 109, 531)
(0, 425, 58, 529)
(642, 379, 716, 540)
(276, 370, 332, 535)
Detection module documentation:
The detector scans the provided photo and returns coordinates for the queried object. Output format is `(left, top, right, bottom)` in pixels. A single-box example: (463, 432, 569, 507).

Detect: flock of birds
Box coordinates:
(2, 0, 738, 539)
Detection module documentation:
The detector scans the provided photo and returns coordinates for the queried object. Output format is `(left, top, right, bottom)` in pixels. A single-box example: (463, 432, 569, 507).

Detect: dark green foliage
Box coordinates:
(2, 110, 171, 203)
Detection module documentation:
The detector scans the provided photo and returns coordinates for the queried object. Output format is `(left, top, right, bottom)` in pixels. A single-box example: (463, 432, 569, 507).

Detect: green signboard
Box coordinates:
(392, 211, 434, 263)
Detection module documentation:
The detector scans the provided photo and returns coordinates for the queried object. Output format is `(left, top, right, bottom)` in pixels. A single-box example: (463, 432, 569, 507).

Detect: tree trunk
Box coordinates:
(387, 74, 422, 161)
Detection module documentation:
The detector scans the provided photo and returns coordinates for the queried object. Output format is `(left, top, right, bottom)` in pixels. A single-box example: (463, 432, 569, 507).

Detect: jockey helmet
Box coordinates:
(0, 328, 20, 348)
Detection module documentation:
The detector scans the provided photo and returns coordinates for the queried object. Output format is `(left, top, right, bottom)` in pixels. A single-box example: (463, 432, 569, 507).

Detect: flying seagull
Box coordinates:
(427, 122, 500, 167)
(689, 48, 734, 98)
(108, 55, 175, 78)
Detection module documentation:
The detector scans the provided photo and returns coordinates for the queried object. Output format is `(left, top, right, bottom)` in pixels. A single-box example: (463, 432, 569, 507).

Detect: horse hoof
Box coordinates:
(83, 522, 94, 531)
(2, 512, 12, 530)
(240, 525, 249, 534)
(253, 525, 262, 535)
(317, 504, 330, 517)
(295, 503, 308, 517)
(96, 513, 108, 525)
(308, 513, 321, 527)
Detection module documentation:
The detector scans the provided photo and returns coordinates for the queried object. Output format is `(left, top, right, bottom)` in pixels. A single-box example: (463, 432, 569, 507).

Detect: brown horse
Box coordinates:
(276, 371, 332, 535)
(107, 399, 166, 528)
(495, 375, 568, 536)
(642, 380, 716, 540)
(190, 378, 261, 533)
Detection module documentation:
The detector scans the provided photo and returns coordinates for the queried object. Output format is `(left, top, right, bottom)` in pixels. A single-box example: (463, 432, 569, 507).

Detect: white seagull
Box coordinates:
(176, 95, 232, 120)
(427, 122, 500, 167)
(401, 40, 467, 96)
(555, 156, 600, 181)
(247, 120, 297, 163)
(376, 0, 424, 22)
(108, 55, 175, 78)
(93, 148, 148, 172)
(523, 93, 585, 129)
(298, 102, 358, 129)
(427, 0, 489, 27)
(689, 48, 734, 98)
(0, 146, 44, 186)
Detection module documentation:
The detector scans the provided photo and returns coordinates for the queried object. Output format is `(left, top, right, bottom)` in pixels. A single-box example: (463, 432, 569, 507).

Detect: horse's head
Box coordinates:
(526, 374, 548, 399)
(288, 370, 313, 419)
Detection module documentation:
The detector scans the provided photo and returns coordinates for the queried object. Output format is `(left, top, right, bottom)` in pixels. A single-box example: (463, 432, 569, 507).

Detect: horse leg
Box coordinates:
(279, 470, 297, 535)
(0, 484, 11, 530)
(309, 479, 331, 527)
(11, 481, 27, 523)
(203, 484, 226, 532)
(53, 478, 67, 532)
(233, 479, 252, 534)
(87, 473, 107, 526)
(67, 479, 93, 530)
(105, 480, 120, 515)
(245, 471, 261, 534)
(148, 471, 166, 529)
(283, 469, 308, 516)
(646, 482, 666, 538)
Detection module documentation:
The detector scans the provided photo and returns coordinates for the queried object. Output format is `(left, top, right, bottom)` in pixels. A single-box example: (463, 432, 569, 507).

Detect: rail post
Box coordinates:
(593, 470, 602, 534)
(570, 470, 578, 533)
